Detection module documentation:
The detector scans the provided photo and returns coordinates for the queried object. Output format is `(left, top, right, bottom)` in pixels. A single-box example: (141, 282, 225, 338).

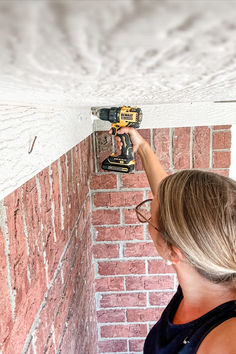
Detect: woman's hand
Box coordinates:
(109, 127, 146, 154)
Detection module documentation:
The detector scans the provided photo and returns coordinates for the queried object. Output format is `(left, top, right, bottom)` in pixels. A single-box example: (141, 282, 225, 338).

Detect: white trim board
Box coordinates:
(0, 105, 93, 201)
(0, 102, 236, 201)
(93, 102, 236, 130)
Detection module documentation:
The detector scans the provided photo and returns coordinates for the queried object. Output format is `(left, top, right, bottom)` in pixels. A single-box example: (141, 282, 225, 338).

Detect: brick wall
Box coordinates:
(91, 125, 231, 354)
(0, 136, 98, 354)
(0, 124, 232, 354)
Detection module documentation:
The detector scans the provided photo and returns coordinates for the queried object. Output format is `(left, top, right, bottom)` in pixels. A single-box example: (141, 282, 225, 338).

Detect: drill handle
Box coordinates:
(116, 133, 134, 160)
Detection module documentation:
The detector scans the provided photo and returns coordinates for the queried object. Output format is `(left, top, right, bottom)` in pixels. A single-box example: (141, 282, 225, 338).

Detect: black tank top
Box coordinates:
(144, 286, 236, 354)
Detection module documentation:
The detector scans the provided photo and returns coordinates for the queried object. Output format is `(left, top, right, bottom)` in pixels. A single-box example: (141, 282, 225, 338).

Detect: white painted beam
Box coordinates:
(93, 102, 236, 130)
(0, 105, 93, 201)
(1, 101, 235, 202)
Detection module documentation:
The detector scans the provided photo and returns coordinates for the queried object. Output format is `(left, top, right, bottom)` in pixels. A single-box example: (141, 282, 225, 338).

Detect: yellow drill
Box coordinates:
(91, 106, 142, 173)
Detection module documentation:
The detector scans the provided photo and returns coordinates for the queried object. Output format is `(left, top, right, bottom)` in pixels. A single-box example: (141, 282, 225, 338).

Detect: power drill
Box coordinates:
(91, 106, 142, 173)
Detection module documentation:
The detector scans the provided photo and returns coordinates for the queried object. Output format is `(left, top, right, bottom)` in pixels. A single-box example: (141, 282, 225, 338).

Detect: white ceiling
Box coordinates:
(1, 0, 236, 201)
(1, 0, 236, 107)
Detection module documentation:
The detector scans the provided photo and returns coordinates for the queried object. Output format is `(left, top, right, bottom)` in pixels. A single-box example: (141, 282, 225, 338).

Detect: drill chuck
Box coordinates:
(93, 107, 119, 123)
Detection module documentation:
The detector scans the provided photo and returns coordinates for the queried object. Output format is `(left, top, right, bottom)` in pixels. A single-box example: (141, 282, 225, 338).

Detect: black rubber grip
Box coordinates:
(116, 133, 134, 160)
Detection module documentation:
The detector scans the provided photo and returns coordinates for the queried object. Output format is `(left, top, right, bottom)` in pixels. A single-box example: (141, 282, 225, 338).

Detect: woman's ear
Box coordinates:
(170, 246, 184, 265)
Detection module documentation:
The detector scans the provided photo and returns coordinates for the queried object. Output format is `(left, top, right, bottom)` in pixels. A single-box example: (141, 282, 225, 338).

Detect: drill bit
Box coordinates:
(91, 107, 99, 117)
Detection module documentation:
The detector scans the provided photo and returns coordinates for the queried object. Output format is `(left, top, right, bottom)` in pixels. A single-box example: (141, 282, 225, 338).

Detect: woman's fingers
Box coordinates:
(109, 127, 145, 154)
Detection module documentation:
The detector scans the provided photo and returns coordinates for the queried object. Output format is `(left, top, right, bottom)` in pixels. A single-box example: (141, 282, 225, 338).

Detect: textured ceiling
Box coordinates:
(0, 0, 236, 106)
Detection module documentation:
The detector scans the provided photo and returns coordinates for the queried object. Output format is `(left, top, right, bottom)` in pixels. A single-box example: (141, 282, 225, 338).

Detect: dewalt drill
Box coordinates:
(92, 106, 142, 173)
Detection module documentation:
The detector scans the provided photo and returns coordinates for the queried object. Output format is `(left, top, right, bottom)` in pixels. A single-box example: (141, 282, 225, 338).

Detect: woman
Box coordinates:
(114, 127, 236, 354)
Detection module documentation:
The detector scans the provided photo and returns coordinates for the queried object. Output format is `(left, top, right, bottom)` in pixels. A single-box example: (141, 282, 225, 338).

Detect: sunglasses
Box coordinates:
(135, 199, 162, 233)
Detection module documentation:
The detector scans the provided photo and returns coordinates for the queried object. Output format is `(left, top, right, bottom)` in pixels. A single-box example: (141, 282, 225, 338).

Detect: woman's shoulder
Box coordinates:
(197, 317, 236, 354)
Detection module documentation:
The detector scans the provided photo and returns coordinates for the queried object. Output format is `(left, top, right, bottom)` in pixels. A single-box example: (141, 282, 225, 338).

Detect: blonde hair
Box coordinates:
(158, 170, 236, 283)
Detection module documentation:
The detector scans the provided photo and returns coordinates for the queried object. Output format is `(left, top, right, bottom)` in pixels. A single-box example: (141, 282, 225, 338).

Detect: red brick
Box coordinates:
(56, 247, 97, 351)
(92, 209, 120, 225)
(98, 260, 145, 275)
(80, 136, 92, 185)
(96, 225, 145, 241)
(61, 232, 79, 285)
(97, 309, 126, 323)
(70, 146, 82, 226)
(127, 308, 163, 322)
(94, 191, 144, 207)
(59, 155, 69, 237)
(51, 160, 62, 240)
(75, 199, 90, 244)
(213, 131, 231, 150)
(39, 168, 59, 246)
(126, 275, 175, 291)
(21, 176, 44, 258)
(123, 209, 141, 224)
(26, 343, 34, 354)
(213, 125, 231, 130)
(38, 166, 51, 219)
(100, 323, 147, 338)
(56, 320, 72, 353)
(124, 242, 157, 257)
(35, 275, 63, 353)
(4, 186, 30, 313)
(129, 339, 145, 352)
(173, 127, 190, 169)
(54, 221, 95, 350)
(0, 228, 13, 347)
(38, 167, 62, 283)
(213, 151, 231, 168)
(93, 244, 119, 259)
(193, 126, 210, 168)
(210, 169, 229, 177)
(121, 173, 150, 188)
(60, 316, 76, 353)
(74, 221, 94, 281)
(72, 145, 81, 197)
(153, 128, 170, 170)
(3, 181, 47, 353)
(3, 276, 48, 353)
(73, 144, 89, 232)
(148, 259, 175, 274)
(147, 190, 154, 199)
(149, 291, 175, 306)
(90, 173, 117, 189)
(96, 277, 125, 292)
(99, 340, 128, 353)
(100, 292, 146, 308)
(95, 131, 113, 172)
(87, 135, 93, 176)
(54, 282, 74, 349)
(77, 139, 91, 211)
(1, 137, 97, 353)
(71, 274, 98, 352)
(65, 150, 74, 233)
(41, 335, 55, 353)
